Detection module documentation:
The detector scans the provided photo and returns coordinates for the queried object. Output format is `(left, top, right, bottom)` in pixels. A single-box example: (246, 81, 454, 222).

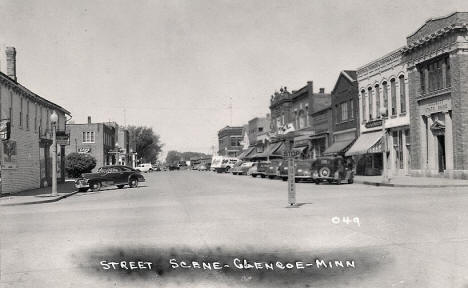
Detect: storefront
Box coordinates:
(345, 131, 384, 175)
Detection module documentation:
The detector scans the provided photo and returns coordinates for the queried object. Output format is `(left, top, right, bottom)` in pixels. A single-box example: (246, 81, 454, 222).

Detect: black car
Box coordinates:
(312, 156, 354, 184)
(75, 165, 145, 192)
(265, 160, 283, 179)
(251, 161, 270, 178)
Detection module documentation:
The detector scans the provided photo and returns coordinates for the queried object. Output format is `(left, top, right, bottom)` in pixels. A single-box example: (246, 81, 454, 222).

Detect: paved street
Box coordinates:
(2, 170, 468, 288)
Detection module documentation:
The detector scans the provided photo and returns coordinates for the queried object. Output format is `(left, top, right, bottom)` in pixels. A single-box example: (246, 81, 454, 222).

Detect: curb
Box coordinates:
(0, 190, 80, 207)
(354, 180, 468, 188)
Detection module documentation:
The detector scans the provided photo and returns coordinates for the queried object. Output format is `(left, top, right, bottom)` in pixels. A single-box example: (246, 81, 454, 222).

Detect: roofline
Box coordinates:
(406, 11, 460, 39)
(356, 46, 405, 72)
(0, 71, 71, 115)
(331, 70, 357, 94)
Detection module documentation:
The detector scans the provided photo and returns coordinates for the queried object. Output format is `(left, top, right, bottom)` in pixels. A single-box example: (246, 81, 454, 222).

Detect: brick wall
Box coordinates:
(408, 68, 421, 170)
(451, 52, 468, 170)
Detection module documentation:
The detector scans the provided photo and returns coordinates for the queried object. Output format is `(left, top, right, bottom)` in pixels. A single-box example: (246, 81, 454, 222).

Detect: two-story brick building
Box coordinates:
(65, 116, 117, 172)
(324, 71, 359, 156)
(0, 47, 70, 194)
(217, 126, 243, 157)
(404, 12, 468, 179)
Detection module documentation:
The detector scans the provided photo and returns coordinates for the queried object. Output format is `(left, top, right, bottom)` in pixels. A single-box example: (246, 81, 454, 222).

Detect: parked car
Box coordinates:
(136, 163, 153, 173)
(251, 161, 270, 178)
(294, 159, 314, 182)
(230, 161, 245, 175)
(312, 156, 354, 184)
(247, 162, 258, 176)
(265, 160, 283, 179)
(152, 164, 162, 171)
(168, 164, 180, 170)
(75, 165, 145, 192)
(237, 162, 255, 175)
(198, 164, 209, 171)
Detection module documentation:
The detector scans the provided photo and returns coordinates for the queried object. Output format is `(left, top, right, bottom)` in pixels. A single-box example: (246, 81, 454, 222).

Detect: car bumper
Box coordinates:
(295, 176, 313, 179)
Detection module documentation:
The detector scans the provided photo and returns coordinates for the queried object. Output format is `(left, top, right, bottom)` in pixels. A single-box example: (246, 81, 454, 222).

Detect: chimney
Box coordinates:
(319, 88, 325, 93)
(87, 116, 92, 124)
(307, 81, 313, 94)
(5, 47, 17, 82)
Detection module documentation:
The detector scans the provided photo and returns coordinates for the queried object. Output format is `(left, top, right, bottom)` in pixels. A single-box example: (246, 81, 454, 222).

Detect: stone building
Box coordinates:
(347, 48, 410, 176)
(324, 70, 359, 156)
(65, 116, 116, 171)
(217, 126, 243, 157)
(0, 47, 70, 194)
(404, 12, 468, 178)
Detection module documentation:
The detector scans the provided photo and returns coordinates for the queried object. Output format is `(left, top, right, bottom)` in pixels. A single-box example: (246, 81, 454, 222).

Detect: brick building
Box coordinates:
(324, 70, 359, 156)
(0, 47, 70, 194)
(65, 116, 116, 172)
(217, 126, 243, 157)
(404, 12, 468, 179)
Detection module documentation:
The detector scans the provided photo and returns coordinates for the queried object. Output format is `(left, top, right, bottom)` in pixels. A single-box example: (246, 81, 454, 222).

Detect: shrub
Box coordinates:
(65, 153, 97, 178)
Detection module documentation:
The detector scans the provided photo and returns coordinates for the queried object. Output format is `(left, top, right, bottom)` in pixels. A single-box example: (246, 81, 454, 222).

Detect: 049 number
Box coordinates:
(331, 216, 360, 227)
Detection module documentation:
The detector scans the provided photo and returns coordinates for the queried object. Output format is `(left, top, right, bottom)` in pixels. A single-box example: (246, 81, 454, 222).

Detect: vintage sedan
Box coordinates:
(294, 159, 314, 182)
(265, 160, 283, 179)
(75, 165, 145, 192)
(251, 161, 270, 178)
(312, 156, 354, 184)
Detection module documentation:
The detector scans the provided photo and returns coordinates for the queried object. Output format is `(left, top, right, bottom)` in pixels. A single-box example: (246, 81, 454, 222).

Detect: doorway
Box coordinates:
(437, 135, 446, 172)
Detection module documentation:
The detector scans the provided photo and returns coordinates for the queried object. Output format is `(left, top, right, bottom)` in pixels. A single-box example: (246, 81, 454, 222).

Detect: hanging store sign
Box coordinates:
(0, 120, 11, 141)
(55, 131, 70, 146)
(2, 140, 17, 169)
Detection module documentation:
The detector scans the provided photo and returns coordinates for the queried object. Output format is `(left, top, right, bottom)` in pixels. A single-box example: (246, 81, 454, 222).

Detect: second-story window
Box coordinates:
(349, 99, 354, 119)
(375, 85, 380, 118)
(19, 97, 23, 128)
(368, 87, 373, 120)
(361, 90, 366, 122)
(341, 102, 348, 122)
(391, 79, 397, 116)
(83, 131, 95, 143)
(305, 106, 309, 127)
(298, 110, 306, 129)
(26, 100, 29, 130)
(382, 81, 388, 116)
(399, 75, 406, 114)
(9, 92, 13, 127)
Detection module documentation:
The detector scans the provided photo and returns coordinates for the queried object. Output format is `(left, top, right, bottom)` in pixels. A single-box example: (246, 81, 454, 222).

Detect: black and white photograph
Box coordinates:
(1, 1, 468, 287)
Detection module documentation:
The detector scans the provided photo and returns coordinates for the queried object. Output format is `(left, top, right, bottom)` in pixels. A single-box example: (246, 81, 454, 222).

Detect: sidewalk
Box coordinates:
(354, 175, 468, 188)
(0, 181, 78, 206)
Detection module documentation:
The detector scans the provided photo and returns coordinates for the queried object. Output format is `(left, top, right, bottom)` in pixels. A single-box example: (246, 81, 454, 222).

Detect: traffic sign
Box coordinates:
(283, 150, 300, 158)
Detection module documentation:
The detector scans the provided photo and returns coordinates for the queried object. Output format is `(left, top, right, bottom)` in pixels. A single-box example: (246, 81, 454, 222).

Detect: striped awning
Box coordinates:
(345, 131, 383, 156)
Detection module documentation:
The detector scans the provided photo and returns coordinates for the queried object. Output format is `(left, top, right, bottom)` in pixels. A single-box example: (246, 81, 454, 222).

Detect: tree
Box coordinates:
(165, 151, 211, 164)
(65, 153, 96, 178)
(127, 126, 163, 163)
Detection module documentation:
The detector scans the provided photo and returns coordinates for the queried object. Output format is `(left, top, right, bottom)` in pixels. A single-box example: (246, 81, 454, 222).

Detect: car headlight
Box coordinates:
(303, 170, 310, 175)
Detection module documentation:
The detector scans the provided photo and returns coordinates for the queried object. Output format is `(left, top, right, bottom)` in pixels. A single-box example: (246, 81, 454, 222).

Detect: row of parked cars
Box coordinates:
(229, 156, 354, 184)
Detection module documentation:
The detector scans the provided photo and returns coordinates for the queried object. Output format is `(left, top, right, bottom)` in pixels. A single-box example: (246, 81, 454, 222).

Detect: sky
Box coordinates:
(1, 0, 467, 160)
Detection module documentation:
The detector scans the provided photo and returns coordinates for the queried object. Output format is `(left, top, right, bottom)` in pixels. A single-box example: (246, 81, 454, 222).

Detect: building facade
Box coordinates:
(217, 126, 243, 157)
(404, 12, 468, 178)
(0, 47, 70, 194)
(65, 116, 116, 172)
(347, 48, 410, 176)
(324, 71, 359, 156)
(310, 107, 332, 158)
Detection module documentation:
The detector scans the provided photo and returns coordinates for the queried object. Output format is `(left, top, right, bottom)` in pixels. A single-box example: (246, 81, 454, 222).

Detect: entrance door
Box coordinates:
(437, 135, 446, 172)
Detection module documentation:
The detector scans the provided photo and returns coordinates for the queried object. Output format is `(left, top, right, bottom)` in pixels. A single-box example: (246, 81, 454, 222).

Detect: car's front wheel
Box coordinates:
(90, 181, 102, 192)
(129, 178, 139, 188)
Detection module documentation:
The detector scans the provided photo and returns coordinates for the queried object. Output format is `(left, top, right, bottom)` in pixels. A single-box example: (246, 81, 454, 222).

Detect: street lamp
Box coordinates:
(379, 107, 389, 183)
(50, 111, 58, 196)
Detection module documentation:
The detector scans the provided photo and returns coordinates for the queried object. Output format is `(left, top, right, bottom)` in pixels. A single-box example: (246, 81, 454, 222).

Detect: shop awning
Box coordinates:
(292, 146, 307, 154)
(251, 142, 284, 159)
(345, 131, 383, 156)
(323, 138, 355, 155)
(237, 147, 255, 160)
